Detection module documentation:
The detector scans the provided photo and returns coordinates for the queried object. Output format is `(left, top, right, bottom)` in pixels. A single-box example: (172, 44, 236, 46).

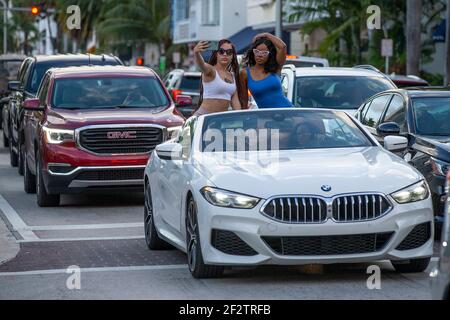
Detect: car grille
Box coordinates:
(262, 232, 394, 256)
(75, 168, 145, 181)
(78, 126, 163, 154)
(261, 197, 328, 223)
(396, 222, 431, 251)
(332, 194, 392, 222)
(211, 229, 258, 256)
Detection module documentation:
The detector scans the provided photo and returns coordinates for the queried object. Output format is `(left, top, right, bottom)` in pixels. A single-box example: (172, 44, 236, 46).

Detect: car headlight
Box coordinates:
(200, 187, 260, 209)
(430, 157, 449, 177)
(167, 126, 182, 140)
(391, 180, 429, 204)
(42, 127, 74, 144)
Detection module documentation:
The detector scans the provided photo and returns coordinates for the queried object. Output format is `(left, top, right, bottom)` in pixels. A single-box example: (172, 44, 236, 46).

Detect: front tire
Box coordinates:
(144, 182, 171, 250)
(186, 196, 224, 279)
(18, 142, 24, 176)
(36, 151, 60, 207)
(23, 150, 36, 194)
(2, 130, 8, 148)
(9, 142, 18, 167)
(391, 257, 431, 273)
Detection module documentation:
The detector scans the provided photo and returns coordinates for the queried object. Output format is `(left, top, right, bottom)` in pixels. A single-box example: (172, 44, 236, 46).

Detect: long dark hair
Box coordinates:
(243, 37, 279, 74)
(197, 39, 246, 111)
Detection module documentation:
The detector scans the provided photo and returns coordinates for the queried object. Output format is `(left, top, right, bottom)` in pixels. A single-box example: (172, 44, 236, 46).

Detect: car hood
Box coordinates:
(415, 135, 450, 163)
(45, 106, 184, 129)
(193, 147, 422, 199)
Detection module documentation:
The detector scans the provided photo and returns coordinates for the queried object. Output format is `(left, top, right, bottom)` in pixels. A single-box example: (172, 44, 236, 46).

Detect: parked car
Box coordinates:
(430, 171, 450, 300)
(388, 74, 429, 88)
(237, 54, 330, 68)
(144, 108, 434, 278)
(279, 66, 397, 114)
(163, 69, 201, 117)
(0, 54, 27, 131)
(5, 54, 122, 175)
(354, 89, 449, 229)
(22, 65, 184, 207)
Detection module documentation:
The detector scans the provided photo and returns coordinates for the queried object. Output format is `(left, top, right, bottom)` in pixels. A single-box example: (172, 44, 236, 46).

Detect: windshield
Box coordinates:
(201, 110, 373, 152)
(179, 76, 200, 92)
(288, 60, 325, 67)
(294, 76, 393, 110)
(412, 97, 450, 136)
(0, 61, 22, 81)
(52, 77, 169, 110)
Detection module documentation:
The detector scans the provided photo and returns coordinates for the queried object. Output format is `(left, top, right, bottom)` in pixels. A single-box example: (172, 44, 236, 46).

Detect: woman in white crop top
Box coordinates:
(193, 39, 247, 116)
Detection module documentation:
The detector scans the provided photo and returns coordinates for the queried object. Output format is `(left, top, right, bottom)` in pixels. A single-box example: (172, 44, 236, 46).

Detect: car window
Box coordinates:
(357, 101, 371, 121)
(412, 97, 450, 136)
(179, 76, 200, 92)
(362, 95, 391, 128)
(37, 75, 50, 105)
(383, 95, 407, 132)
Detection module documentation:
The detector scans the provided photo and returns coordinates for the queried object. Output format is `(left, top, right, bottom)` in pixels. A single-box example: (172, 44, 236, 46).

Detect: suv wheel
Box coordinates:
(186, 196, 224, 279)
(144, 182, 172, 250)
(2, 130, 8, 148)
(9, 142, 18, 167)
(391, 257, 431, 273)
(36, 151, 60, 207)
(18, 143, 24, 176)
(23, 150, 36, 194)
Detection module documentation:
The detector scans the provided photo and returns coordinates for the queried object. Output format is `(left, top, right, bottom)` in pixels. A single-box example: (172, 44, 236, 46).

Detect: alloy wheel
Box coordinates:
(144, 185, 154, 246)
(186, 199, 198, 272)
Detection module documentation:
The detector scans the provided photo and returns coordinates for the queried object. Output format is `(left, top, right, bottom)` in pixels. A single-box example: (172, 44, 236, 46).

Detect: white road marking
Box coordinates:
(28, 222, 143, 231)
(16, 235, 145, 243)
(0, 264, 188, 276)
(0, 195, 38, 241)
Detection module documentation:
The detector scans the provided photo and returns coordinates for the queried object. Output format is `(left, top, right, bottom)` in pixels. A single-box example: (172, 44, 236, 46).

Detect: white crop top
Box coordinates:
(203, 70, 236, 101)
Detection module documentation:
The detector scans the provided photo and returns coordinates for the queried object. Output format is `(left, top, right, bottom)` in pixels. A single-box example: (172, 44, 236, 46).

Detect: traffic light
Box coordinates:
(31, 6, 40, 15)
(136, 57, 144, 66)
(31, 3, 46, 18)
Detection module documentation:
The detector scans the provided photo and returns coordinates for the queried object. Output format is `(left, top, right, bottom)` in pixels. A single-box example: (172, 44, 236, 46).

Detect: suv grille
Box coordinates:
(332, 194, 391, 222)
(78, 127, 163, 155)
(262, 232, 394, 256)
(75, 168, 145, 181)
(261, 197, 327, 223)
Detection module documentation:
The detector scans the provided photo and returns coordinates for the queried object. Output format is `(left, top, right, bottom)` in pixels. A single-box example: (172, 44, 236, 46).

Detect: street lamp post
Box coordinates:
(275, 0, 282, 38)
(0, 0, 7, 54)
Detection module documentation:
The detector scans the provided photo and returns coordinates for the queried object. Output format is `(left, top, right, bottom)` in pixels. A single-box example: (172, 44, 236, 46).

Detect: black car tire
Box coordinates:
(36, 151, 60, 207)
(9, 142, 18, 167)
(391, 257, 431, 273)
(186, 196, 224, 279)
(2, 130, 8, 148)
(18, 143, 24, 176)
(23, 150, 36, 194)
(144, 182, 172, 250)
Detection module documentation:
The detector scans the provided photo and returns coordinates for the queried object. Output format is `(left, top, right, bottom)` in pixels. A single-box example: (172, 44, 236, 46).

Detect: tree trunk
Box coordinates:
(445, 0, 450, 85)
(406, 0, 422, 76)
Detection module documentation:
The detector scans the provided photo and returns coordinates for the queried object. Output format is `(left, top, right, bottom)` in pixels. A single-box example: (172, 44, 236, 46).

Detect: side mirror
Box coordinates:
(175, 95, 193, 107)
(8, 81, 21, 92)
(155, 142, 183, 160)
(384, 135, 408, 152)
(377, 122, 400, 138)
(23, 98, 44, 111)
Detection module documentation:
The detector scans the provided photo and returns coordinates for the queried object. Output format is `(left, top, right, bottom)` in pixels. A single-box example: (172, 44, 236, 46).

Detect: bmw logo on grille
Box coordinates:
(321, 185, 332, 192)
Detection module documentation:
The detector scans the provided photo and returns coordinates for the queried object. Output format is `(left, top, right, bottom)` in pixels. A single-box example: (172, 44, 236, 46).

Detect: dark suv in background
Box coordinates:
(4, 54, 122, 175)
(163, 69, 201, 117)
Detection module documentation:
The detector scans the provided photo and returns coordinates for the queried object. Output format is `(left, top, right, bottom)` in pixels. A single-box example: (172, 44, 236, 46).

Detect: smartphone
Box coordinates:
(205, 41, 219, 51)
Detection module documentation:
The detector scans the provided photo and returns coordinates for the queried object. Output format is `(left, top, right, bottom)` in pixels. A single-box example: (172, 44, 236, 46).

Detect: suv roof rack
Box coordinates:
(282, 64, 297, 73)
(353, 65, 382, 73)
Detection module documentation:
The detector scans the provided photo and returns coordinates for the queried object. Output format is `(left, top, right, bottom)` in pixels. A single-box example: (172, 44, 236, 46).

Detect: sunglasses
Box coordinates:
(217, 48, 234, 56)
(253, 49, 270, 57)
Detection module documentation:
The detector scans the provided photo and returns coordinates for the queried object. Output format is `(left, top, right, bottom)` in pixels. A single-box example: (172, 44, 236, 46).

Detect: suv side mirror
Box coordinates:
(175, 95, 193, 107)
(8, 81, 21, 92)
(384, 135, 408, 152)
(155, 142, 183, 160)
(23, 98, 44, 111)
(377, 122, 400, 138)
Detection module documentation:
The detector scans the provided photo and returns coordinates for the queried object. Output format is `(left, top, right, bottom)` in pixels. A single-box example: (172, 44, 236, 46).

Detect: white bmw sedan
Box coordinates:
(144, 109, 434, 278)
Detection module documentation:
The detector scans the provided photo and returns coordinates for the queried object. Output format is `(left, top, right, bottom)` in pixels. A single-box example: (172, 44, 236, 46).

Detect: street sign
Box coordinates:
(173, 52, 181, 64)
(381, 39, 393, 57)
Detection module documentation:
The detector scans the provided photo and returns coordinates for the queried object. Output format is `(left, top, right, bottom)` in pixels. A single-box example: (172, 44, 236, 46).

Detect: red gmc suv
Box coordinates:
(22, 65, 185, 207)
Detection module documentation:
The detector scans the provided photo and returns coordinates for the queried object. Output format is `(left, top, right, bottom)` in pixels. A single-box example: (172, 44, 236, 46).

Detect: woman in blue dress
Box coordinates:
(240, 33, 293, 109)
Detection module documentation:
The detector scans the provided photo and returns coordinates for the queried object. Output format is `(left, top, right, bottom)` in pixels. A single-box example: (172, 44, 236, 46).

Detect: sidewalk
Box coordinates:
(0, 215, 19, 265)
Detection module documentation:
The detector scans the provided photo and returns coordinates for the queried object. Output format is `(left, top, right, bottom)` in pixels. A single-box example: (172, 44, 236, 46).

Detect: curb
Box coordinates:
(0, 214, 19, 265)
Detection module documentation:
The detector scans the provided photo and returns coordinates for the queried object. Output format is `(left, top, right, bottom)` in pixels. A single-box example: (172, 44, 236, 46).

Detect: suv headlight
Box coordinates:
(167, 126, 182, 140)
(43, 127, 74, 144)
(391, 180, 429, 204)
(200, 187, 260, 209)
(430, 157, 449, 177)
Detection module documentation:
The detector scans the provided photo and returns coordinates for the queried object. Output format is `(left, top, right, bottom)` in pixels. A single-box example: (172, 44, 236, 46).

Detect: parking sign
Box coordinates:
(381, 39, 393, 57)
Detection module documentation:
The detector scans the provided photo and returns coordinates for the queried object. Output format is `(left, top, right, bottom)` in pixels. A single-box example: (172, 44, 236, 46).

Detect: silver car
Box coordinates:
(431, 172, 450, 300)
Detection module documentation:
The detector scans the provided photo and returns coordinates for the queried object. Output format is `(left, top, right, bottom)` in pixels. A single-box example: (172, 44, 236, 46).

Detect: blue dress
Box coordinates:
(247, 67, 293, 108)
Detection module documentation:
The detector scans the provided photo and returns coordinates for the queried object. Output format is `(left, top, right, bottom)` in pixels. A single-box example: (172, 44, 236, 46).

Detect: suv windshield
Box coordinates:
(201, 110, 373, 152)
(294, 76, 393, 110)
(412, 97, 450, 136)
(52, 77, 169, 110)
(179, 76, 201, 92)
